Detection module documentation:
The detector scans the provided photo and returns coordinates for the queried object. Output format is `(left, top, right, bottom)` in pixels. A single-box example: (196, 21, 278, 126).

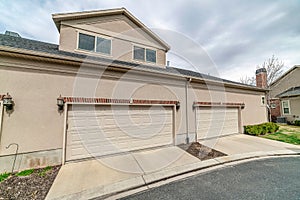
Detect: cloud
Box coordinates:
(0, 0, 300, 82)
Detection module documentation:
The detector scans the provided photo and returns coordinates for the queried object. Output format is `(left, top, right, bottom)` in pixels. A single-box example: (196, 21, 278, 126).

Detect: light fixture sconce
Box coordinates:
(57, 95, 65, 112)
(3, 93, 14, 112)
(241, 103, 245, 109)
(176, 101, 180, 110)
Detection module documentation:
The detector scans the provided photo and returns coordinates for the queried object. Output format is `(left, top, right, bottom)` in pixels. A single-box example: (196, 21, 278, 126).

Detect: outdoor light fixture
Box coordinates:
(57, 95, 65, 111)
(241, 103, 245, 109)
(3, 93, 14, 111)
(176, 101, 180, 110)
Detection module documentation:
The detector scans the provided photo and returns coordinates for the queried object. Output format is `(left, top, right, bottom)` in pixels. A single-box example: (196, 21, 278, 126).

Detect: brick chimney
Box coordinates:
(256, 68, 267, 88)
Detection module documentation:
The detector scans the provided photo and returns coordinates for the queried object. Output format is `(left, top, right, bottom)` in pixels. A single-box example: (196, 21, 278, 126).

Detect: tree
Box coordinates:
(239, 76, 255, 86)
(261, 55, 284, 86)
(240, 55, 284, 87)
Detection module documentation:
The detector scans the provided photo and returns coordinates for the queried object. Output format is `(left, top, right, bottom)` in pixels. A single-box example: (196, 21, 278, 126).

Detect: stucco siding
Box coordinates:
(0, 54, 267, 166)
(191, 87, 267, 127)
(0, 59, 187, 155)
(0, 69, 70, 155)
(59, 24, 77, 53)
(58, 15, 167, 66)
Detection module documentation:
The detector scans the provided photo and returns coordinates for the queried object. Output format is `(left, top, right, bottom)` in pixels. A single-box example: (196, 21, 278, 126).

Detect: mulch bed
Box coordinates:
(0, 165, 61, 200)
(179, 142, 227, 160)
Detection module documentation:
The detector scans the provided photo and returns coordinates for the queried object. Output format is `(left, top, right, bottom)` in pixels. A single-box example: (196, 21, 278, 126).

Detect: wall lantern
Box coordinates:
(57, 95, 65, 111)
(241, 103, 245, 109)
(3, 93, 14, 111)
(176, 101, 180, 110)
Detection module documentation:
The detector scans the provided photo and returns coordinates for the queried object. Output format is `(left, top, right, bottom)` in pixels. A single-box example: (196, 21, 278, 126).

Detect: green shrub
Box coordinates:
(244, 122, 279, 136)
(16, 169, 34, 176)
(295, 120, 300, 126)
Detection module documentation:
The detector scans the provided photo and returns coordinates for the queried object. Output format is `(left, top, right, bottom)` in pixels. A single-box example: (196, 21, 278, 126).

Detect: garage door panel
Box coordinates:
(196, 107, 239, 139)
(68, 136, 173, 161)
(66, 105, 173, 161)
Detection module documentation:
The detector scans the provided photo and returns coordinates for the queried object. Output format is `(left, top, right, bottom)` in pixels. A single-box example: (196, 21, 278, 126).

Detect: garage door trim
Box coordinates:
(193, 101, 244, 141)
(62, 97, 178, 164)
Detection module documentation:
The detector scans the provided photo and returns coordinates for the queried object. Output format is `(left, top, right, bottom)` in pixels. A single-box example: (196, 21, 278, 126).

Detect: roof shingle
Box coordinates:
(0, 33, 260, 89)
(277, 86, 300, 98)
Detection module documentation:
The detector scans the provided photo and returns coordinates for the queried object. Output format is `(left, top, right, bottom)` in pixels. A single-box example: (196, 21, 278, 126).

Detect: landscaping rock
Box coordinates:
(0, 165, 60, 200)
(179, 142, 226, 160)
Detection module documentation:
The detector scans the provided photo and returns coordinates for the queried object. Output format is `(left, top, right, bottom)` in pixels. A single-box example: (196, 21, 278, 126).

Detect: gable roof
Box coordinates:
(0, 33, 265, 92)
(277, 86, 300, 98)
(52, 8, 170, 51)
(270, 65, 300, 87)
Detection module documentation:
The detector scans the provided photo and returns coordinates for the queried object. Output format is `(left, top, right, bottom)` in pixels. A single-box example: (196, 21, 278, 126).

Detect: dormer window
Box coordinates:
(133, 46, 156, 63)
(78, 32, 111, 55)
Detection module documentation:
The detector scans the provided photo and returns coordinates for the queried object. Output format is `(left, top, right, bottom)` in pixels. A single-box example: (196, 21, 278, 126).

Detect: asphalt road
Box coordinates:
(121, 157, 300, 200)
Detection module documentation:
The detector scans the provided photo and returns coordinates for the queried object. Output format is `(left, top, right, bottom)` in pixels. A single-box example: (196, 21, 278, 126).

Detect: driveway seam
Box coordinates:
(130, 153, 147, 185)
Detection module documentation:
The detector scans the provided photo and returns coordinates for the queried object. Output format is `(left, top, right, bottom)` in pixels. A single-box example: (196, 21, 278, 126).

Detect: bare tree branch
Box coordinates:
(260, 55, 284, 86)
(239, 76, 256, 86)
(239, 55, 284, 87)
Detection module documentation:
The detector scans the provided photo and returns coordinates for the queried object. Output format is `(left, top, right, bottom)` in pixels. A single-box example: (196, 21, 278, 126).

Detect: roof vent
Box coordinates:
(5, 31, 21, 38)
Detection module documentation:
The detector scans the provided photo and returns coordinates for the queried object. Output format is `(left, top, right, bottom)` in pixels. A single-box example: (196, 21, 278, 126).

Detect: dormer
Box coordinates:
(52, 8, 170, 67)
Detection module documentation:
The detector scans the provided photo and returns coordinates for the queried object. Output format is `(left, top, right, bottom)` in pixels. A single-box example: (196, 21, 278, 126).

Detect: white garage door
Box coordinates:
(66, 105, 173, 161)
(196, 107, 239, 140)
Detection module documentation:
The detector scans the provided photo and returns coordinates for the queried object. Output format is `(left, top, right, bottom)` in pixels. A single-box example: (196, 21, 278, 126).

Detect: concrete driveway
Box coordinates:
(201, 134, 300, 155)
(46, 134, 300, 200)
(46, 146, 199, 200)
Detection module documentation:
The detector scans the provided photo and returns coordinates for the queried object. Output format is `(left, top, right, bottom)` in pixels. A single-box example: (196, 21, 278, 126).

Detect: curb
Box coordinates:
(100, 149, 300, 199)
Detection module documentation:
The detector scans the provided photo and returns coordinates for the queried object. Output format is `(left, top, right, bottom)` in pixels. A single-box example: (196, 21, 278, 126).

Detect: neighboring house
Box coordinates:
(268, 65, 300, 122)
(0, 8, 268, 172)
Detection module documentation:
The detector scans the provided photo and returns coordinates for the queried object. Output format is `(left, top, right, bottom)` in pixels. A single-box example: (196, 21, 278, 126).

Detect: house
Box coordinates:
(0, 8, 268, 172)
(268, 65, 300, 122)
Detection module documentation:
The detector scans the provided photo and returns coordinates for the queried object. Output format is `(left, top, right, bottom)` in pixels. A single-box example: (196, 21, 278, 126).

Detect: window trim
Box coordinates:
(281, 100, 290, 115)
(76, 31, 112, 56)
(132, 44, 157, 64)
(78, 33, 96, 52)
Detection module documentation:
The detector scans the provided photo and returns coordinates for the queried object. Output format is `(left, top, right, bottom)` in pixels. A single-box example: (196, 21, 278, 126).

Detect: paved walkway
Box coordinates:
(46, 134, 300, 200)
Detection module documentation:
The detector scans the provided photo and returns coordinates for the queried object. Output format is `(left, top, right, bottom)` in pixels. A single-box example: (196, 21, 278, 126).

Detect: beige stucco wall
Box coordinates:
(58, 14, 167, 66)
(0, 54, 267, 160)
(187, 83, 267, 135)
(0, 56, 184, 156)
(270, 68, 300, 97)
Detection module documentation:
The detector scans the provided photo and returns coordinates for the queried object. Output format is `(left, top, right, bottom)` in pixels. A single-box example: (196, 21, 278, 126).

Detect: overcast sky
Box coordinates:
(1, 0, 299, 82)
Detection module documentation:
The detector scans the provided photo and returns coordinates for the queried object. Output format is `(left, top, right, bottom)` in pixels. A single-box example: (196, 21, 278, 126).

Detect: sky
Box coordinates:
(1, 0, 299, 82)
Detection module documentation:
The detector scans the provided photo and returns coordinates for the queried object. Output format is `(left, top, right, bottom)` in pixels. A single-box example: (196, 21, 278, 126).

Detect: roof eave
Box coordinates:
(0, 45, 266, 92)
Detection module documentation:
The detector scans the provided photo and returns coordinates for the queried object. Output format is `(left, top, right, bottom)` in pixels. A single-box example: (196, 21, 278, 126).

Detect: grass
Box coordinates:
(0, 172, 11, 182)
(1, 166, 52, 181)
(16, 169, 34, 177)
(38, 166, 52, 177)
(261, 125, 300, 145)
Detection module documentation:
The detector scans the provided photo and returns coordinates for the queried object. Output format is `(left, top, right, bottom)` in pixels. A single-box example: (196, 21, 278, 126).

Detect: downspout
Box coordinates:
(185, 77, 192, 144)
(267, 87, 271, 122)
